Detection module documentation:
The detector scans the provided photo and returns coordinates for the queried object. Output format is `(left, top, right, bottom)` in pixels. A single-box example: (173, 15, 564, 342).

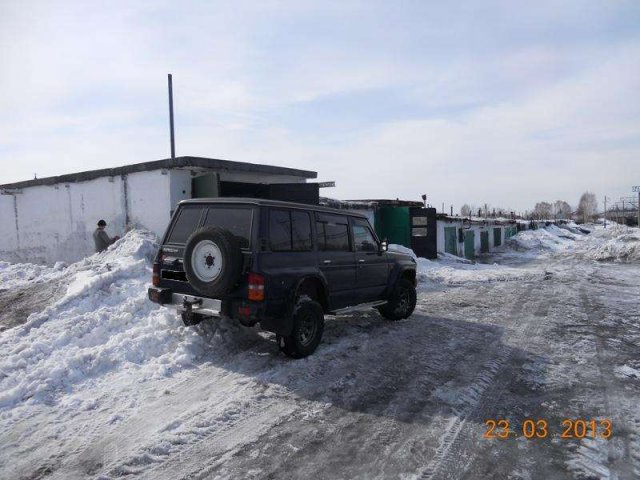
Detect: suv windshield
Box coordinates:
(167, 205, 254, 248)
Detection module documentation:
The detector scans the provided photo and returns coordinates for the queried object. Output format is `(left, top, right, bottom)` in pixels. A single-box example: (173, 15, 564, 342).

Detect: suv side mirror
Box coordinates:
(380, 239, 388, 253)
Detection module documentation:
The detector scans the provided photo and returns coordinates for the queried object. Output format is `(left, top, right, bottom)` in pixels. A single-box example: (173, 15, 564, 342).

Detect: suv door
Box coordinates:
(351, 217, 390, 302)
(315, 212, 357, 309)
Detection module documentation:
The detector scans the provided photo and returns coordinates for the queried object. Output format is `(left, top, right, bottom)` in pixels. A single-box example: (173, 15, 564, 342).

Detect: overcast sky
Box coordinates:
(1, 1, 639, 213)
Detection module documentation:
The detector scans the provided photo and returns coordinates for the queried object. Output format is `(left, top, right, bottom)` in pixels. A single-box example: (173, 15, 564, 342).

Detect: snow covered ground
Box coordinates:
(0, 224, 639, 479)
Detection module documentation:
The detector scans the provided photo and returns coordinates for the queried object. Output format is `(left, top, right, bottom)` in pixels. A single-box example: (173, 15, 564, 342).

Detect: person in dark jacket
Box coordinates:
(93, 220, 119, 253)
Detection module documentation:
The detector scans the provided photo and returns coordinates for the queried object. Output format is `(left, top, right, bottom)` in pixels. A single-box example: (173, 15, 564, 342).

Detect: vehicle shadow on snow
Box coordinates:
(174, 312, 565, 478)
(191, 310, 552, 430)
(53, 312, 559, 480)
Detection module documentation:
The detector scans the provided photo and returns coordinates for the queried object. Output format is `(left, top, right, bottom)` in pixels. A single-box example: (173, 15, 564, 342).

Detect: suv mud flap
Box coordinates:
(259, 313, 294, 337)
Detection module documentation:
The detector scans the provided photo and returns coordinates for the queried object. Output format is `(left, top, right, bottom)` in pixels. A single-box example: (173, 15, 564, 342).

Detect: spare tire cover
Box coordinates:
(183, 226, 243, 297)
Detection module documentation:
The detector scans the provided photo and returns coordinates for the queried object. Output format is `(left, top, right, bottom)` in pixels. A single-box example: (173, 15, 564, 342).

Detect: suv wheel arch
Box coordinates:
(294, 276, 329, 313)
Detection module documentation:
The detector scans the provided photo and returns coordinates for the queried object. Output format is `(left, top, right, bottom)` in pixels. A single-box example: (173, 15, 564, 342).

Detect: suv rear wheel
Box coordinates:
(278, 300, 324, 358)
(378, 278, 416, 320)
(183, 227, 243, 297)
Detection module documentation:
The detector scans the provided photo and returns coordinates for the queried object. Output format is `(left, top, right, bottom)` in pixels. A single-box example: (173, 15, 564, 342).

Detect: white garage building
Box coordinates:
(0, 156, 316, 264)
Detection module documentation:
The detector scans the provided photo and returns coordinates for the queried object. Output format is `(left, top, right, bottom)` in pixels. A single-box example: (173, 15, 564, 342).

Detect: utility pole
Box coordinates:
(168, 73, 176, 160)
(450, 205, 453, 216)
(603, 196, 607, 228)
(633, 186, 640, 228)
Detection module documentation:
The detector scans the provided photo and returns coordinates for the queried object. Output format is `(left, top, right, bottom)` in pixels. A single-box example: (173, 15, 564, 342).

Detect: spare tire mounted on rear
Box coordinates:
(183, 226, 243, 297)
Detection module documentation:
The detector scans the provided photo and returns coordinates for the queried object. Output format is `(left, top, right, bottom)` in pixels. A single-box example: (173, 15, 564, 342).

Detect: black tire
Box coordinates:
(278, 300, 324, 358)
(181, 311, 206, 326)
(378, 278, 417, 320)
(183, 227, 243, 297)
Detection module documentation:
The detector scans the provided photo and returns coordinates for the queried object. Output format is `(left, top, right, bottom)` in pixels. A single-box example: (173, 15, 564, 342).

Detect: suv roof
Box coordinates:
(178, 197, 368, 218)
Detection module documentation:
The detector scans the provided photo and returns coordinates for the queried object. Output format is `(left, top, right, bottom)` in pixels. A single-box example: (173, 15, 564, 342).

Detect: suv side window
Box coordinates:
(316, 213, 350, 251)
(353, 220, 378, 252)
(292, 211, 312, 251)
(203, 207, 253, 249)
(167, 206, 203, 244)
(269, 209, 312, 252)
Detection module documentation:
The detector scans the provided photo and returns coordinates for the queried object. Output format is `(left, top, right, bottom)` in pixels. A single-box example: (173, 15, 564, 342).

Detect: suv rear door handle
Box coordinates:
(323, 259, 332, 264)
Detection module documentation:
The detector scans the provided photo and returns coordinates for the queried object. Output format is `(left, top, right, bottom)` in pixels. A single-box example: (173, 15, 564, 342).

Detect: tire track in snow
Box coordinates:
(418, 279, 546, 480)
(570, 282, 639, 480)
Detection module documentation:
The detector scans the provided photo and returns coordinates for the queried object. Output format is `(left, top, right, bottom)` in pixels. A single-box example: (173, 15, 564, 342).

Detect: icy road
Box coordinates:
(0, 226, 639, 479)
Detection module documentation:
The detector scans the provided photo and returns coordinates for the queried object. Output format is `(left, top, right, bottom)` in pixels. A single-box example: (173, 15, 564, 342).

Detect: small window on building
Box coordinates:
(352, 222, 377, 251)
(168, 206, 203, 244)
(316, 214, 350, 251)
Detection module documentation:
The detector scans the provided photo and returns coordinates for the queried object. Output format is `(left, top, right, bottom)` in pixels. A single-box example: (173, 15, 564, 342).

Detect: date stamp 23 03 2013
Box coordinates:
(483, 419, 612, 440)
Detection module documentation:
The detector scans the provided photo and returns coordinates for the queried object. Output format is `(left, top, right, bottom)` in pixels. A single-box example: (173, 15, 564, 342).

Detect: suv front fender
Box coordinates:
(384, 262, 417, 297)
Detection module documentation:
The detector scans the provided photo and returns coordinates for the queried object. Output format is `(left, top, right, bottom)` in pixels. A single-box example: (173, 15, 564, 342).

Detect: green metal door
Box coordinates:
(493, 227, 502, 247)
(444, 227, 457, 255)
(480, 231, 489, 253)
(374, 206, 411, 247)
(464, 230, 475, 259)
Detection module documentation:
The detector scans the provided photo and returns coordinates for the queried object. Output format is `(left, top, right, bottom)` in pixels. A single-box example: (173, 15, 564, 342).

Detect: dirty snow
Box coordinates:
(0, 224, 639, 479)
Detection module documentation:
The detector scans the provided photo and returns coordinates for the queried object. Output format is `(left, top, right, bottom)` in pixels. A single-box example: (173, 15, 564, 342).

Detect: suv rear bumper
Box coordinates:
(148, 287, 284, 332)
(148, 287, 222, 316)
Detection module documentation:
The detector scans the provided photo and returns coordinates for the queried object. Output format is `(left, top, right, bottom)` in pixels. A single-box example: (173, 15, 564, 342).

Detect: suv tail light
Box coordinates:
(152, 262, 160, 287)
(247, 272, 265, 301)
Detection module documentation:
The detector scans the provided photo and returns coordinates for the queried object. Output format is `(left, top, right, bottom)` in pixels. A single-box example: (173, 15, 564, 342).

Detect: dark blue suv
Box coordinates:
(148, 198, 417, 357)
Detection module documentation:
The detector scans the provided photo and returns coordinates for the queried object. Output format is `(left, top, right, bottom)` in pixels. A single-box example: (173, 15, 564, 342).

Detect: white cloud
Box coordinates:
(0, 0, 639, 212)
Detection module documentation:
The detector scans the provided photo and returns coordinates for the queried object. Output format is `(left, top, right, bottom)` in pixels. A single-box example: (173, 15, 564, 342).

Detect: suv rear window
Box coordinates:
(167, 206, 203, 244)
(204, 207, 253, 249)
(166, 205, 253, 248)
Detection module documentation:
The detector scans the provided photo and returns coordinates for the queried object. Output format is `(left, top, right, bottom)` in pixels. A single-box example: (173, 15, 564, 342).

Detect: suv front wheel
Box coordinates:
(378, 278, 417, 320)
(278, 300, 324, 358)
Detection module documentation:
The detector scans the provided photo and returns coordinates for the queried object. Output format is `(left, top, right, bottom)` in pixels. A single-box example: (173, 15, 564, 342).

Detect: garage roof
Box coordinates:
(0, 156, 317, 190)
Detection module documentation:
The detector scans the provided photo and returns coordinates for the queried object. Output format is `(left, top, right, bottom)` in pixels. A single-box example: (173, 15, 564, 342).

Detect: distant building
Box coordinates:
(321, 198, 437, 259)
(436, 215, 520, 259)
(0, 156, 317, 264)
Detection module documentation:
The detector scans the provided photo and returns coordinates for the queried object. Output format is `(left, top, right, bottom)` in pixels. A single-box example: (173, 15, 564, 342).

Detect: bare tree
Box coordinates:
(577, 192, 598, 223)
(553, 200, 572, 219)
(533, 201, 553, 220)
(460, 204, 471, 217)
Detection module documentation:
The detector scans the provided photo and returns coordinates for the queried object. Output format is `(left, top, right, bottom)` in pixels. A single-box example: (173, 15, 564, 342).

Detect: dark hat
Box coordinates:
(97, 219, 107, 227)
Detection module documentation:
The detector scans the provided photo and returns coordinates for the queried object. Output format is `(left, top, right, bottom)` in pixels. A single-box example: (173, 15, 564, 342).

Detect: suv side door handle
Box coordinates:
(358, 259, 365, 263)
(323, 259, 332, 264)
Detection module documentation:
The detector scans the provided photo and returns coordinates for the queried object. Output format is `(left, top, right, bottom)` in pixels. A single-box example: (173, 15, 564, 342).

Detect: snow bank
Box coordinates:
(504, 223, 639, 262)
(506, 227, 575, 252)
(388, 244, 539, 285)
(0, 230, 213, 413)
(416, 257, 540, 285)
(579, 226, 640, 262)
(0, 261, 63, 290)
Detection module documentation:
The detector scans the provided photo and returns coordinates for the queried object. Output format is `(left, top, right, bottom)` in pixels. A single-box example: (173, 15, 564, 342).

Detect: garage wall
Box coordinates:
(1, 167, 312, 265)
(126, 170, 171, 238)
(0, 177, 125, 264)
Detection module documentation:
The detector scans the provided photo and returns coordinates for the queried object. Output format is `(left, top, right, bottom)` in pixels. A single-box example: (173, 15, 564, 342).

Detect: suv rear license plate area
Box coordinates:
(173, 293, 222, 316)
